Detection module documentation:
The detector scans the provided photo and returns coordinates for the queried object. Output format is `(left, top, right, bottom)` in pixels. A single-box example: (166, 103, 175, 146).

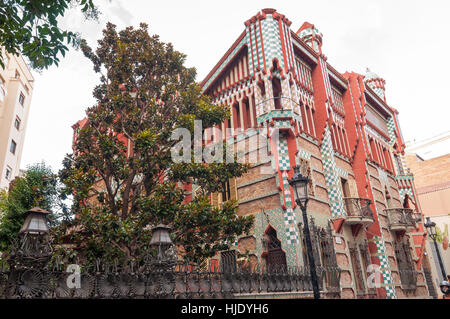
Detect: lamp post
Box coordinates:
(149, 224, 177, 271)
(424, 217, 447, 280)
(10, 207, 52, 268)
(289, 165, 320, 299)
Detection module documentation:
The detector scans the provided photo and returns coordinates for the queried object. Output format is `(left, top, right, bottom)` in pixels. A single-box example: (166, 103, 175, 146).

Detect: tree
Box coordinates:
(58, 23, 254, 264)
(0, 0, 99, 70)
(0, 162, 64, 253)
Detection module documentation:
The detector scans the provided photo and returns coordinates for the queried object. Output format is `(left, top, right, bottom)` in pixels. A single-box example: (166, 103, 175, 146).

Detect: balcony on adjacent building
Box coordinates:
(343, 198, 375, 226)
(385, 208, 421, 232)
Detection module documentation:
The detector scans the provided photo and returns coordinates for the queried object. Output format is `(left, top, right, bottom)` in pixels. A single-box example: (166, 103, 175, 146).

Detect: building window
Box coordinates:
(220, 250, 237, 273)
(14, 116, 21, 130)
(232, 102, 241, 130)
(211, 178, 237, 207)
(263, 227, 287, 272)
(221, 180, 231, 202)
(19, 92, 25, 106)
(394, 238, 417, 290)
(272, 77, 282, 109)
(5, 166, 11, 180)
(349, 244, 366, 296)
(10, 139, 17, 154)
(394, 154, 404, 175)
(303, 219, 341, 292)
(15, 70, 20, 78)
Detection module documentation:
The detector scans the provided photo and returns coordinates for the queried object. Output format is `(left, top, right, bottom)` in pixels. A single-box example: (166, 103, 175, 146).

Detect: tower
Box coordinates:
(364, 68, 387, 102)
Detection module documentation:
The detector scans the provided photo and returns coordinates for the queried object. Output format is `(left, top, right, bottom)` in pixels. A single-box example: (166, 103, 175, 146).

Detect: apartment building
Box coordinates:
(0, 48, 34, 190)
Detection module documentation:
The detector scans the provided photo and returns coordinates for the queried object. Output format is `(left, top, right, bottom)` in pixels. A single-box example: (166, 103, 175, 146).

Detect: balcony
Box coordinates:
(343, 198, 375, 226)
(385, 208, 420, 232)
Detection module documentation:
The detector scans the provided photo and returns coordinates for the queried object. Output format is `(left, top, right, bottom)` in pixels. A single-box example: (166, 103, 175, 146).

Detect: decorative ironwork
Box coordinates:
(262, 228, 287, 273)
(385, 208, 418, 231)
(0, 259, 322, 299)
(349, 244, 366, 296)
(220, 251, 237, 273)
(343, 198, 374, 222)
(359, 240, 377, 295)
(394, 239, 417, 290)
(300, 218, 341, 294)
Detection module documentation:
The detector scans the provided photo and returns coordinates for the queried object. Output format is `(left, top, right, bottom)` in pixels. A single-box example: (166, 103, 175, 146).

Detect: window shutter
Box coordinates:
(229, 178, 238, 201)
(211, 192, 220, 207)
(348, 178, 359, 197)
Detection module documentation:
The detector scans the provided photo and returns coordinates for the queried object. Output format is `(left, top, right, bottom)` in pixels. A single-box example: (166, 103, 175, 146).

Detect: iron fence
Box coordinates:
(0, 261, 341, 299)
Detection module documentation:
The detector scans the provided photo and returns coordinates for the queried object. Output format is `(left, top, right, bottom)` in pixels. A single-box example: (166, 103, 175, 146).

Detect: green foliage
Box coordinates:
(0, 162, 64, 253)
(0, 0, 99, 70)
(58, 23, 254, 264)
(434, 224, 449, 244)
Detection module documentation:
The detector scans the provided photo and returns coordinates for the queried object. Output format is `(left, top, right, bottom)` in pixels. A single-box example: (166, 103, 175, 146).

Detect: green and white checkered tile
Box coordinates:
(398, 187, 414, 203)
(286, 225, 299, 244)
(335, 166, 349, 179)
(281, 169, 299, 244)
(320, 127, 346, 218)
(387, 116, 397, 146)
(261, 16, 284, 70)
(297, 149, 311, 161)
(277, 136, 291, 171)
(373, 236, 397, 299)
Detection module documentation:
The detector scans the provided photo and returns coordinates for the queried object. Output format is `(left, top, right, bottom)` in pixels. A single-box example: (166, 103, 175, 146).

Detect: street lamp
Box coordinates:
(19, 207, 50, 235)
(149, 224, 177, 271)
(10, 207, 52, 267)
(424, 217, 447, 281)
(150, 224, 173, 259)
(289, 165, 320, 299)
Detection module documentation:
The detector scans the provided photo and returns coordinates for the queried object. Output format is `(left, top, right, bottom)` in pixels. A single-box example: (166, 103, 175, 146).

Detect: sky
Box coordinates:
(20, 0, 450, 172)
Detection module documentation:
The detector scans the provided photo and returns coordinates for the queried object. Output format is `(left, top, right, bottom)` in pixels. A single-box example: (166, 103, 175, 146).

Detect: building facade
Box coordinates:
(195, 8, 431, 299)
(0, 48, 34, 190)
(405, 134, 450, 298)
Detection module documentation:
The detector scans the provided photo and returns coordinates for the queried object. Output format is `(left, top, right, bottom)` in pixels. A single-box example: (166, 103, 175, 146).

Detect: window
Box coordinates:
(394, 155, 404, 175)
(341, 178, 351, 197)
(263, 227, 287, 272)
(15, 70, 20, 78)
(221, 181, 231, 202)
(394, 238, 417, 290)
(301, 219, 341, 292)
(19, 92, 25, 106)
(5, 166, 11, 180)
(232, 102, 241, 130)
(272, 77, 282, 109)
(14, 116, 21, 130)
(349, 244, 366, 296)
(211, 178, 237, 207)
(220, 250, 237, 273)
(10, 139, 17, 154)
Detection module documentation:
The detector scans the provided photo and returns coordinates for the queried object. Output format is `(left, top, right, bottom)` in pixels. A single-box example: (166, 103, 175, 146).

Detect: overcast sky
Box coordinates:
(20, 0, 450, 172)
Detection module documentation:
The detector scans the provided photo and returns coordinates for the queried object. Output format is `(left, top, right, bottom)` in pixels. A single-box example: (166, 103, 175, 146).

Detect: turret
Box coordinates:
(296, 22, 323, 54)
(364, 68, 386, 102)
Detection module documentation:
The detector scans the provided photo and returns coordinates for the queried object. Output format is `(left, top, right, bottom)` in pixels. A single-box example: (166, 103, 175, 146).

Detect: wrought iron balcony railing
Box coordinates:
(343, 198, 375, 225)
(385, 208, 420, 232)
(398, 268, 418, 291)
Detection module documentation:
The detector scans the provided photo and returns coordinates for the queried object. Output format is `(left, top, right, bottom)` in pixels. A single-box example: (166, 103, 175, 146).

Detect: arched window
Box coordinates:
(262, 226, 287, 272)
(272, 77, 282, 109)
